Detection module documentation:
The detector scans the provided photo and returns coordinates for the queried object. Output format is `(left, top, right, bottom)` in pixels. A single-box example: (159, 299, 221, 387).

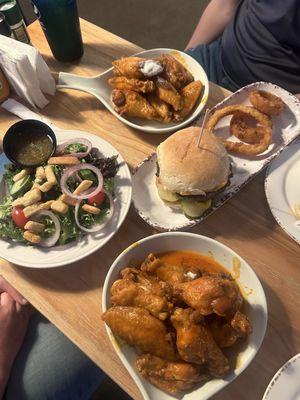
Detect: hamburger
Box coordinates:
(156, 126, 230, 218)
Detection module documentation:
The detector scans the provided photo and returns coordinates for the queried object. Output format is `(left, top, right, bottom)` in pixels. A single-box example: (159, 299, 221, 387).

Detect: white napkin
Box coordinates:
(0, 34, 55, 109)
(1, 98, 59, 130)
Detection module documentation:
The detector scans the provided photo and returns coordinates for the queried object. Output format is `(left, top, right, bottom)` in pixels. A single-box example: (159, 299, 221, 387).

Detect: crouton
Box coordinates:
(73, 180, 93, 196)
(35, 166, 46, 184)
(23, 230, 41, 244)
(12, 188, 41, 208)
(44, 165, 57, 185)
(51, 200, 69, 214)
(82, 204, 101, 215)
(24, 221, 45, 233)
(13, 169, 30, 182)
(48, 156, 80, 165)
(60, 194, 77, 207)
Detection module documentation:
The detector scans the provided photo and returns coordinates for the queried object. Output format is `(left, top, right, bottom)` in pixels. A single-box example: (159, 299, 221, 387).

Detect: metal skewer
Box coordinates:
(197, 108, 210, 148)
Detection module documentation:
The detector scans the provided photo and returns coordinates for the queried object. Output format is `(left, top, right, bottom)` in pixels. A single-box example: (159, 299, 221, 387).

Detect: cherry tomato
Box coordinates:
(87, 191, 105, 206)
(12, 207, 28, 228)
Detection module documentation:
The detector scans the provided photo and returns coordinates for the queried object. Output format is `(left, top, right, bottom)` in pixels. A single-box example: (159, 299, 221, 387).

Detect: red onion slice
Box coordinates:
(74, 190, 114, 233)
(34, 210, 61, 247)
(60, 164, 103, 201)
(56, 138, 92, 158)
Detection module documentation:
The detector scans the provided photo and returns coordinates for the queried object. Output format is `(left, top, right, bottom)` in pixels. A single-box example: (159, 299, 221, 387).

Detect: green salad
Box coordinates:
(0, 140, 119, 247)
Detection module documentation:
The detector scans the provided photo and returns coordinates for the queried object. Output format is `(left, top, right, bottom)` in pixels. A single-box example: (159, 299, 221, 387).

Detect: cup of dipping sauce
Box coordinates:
(3, 119, 57, 168)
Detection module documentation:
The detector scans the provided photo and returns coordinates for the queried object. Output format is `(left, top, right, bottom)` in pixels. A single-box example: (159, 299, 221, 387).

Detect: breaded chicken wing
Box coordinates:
(156, 77, 182, 111)
(175, 274, 243, 317)
(230, 310, 252, 337)
(174, 80, 203, 121)
(102, 306, 177, 361)
(171, 308, 229, 377)
(147, 93, 172, 123)
(112, 57, 146, 79)
(111, 89, 160, 121)
(110, 268, 173, 320)
(108, 77, 155, 93)
(141, 253, 202, 287)
(158, 54, 194, 89)
(136, 354, 206, 395)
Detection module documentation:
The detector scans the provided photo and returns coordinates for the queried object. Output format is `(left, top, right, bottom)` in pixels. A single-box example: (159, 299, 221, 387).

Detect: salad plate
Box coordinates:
(0, 129, 132, 268)
(265, 138, 300, 244)
(132, 82, 300, 231)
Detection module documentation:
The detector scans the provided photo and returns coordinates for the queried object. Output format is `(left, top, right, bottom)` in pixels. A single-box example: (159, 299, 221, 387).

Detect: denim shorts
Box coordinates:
(186, 37, 240, 92)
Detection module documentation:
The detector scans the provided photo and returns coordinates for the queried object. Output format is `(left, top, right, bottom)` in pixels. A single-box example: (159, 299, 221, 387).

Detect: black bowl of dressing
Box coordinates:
(3, 120, 57, 168)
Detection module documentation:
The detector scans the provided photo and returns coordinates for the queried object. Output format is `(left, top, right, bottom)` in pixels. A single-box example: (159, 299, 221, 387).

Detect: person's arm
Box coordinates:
(185, 0, 240, 49)
(0, 278, 30, 399)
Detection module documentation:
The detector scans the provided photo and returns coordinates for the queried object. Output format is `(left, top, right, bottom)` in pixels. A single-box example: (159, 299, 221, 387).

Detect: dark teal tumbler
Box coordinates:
(31, 0, 84, 62)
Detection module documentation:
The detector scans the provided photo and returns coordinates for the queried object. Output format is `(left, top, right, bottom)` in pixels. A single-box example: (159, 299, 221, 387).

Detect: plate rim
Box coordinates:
(262, 353, 300, 400)
(0, 129, 132, 268)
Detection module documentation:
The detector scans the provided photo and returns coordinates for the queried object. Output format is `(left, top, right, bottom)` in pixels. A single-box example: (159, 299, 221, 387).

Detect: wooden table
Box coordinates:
(0, 18, 300, 400)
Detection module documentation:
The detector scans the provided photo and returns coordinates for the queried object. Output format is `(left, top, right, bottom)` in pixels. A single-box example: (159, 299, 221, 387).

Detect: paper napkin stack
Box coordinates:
(0, 34, 55, 108)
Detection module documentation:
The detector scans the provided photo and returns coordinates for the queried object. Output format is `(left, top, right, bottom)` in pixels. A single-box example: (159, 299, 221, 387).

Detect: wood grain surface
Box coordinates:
(0, 19, 299, 400)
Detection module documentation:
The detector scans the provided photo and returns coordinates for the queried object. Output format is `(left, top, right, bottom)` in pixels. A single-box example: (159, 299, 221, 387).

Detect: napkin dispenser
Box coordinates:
(0, 67, 9, 103)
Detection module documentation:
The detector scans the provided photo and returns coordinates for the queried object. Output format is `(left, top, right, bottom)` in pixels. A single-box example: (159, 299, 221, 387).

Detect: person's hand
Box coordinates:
(0, 277, 30, 398)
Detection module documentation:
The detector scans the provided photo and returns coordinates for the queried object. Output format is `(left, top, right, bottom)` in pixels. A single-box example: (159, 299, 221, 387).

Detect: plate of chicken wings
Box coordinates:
(109, 48, 209, 133)
(102, 232, 267, 400)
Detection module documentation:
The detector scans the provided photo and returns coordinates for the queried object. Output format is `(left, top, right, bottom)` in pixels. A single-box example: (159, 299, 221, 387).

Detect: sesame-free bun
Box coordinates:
(157, 126, 230, 195)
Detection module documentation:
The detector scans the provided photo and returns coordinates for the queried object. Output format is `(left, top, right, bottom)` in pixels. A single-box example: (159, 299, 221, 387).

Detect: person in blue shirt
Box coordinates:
(0, 277, 104, 400)
(186, 0, 300, 98)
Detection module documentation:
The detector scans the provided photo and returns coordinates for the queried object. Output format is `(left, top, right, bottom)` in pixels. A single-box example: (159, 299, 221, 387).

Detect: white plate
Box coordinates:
(102, 232, 268, 400)
(0, 129, 132, 268)
(263, 354, 300, 400)
(265, 139, 300, 244)
(132, 82, 300, 231)
(58, 48, 209, 134)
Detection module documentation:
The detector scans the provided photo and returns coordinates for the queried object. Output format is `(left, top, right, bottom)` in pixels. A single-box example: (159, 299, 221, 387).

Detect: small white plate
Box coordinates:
(132, 82, 300, 231)
(265, 139, 300, 244)
(58, 48, 209, 134)
(263, 354, 300, 400)
(0, 129, 132, 268)
(102, 232, 268, 400)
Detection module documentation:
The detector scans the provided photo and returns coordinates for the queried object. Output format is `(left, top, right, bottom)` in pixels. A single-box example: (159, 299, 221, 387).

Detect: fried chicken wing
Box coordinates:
(111, 89, 160, 121)
(174, 80, 203, 121)
(147, 93, 172, 123)
(136, 354, 206, 395)
(156, 77, 182, 111)
(176, 274, 243, 317)
(208, 318, 239, 348)
(112, 57, 146, 79)
(108, 77, 155, 93)
(158, 54, 194, 89)
(102, 306, 177, 360)
(171, 308, 229, 377)
(110, 268, 173, 320)
(230, 310, 252, 337)
(141, 253, 201, 287)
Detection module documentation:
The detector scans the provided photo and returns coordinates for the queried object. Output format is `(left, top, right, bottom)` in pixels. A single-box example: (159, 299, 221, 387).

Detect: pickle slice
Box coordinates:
(181, 198, 212, 218)
(157, 181, 179, 202)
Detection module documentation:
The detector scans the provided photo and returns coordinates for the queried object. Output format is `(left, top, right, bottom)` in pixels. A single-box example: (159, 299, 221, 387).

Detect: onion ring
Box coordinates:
(33, 210, 61, 247)
(60, 164, 103, 201)
(75, 190, 114, 233)
(249, 90, 285, 116)
(206, 105, 272, 155)
(230, 112, 271, 144)
(56, 138, 92, 158)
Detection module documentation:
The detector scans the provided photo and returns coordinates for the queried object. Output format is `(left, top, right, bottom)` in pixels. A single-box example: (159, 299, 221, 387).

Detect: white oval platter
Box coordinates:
(132, 81, 300, 231)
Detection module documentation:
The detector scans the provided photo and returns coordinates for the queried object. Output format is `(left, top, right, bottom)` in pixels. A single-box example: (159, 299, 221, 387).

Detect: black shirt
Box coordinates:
(221, 0, 300, 93)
